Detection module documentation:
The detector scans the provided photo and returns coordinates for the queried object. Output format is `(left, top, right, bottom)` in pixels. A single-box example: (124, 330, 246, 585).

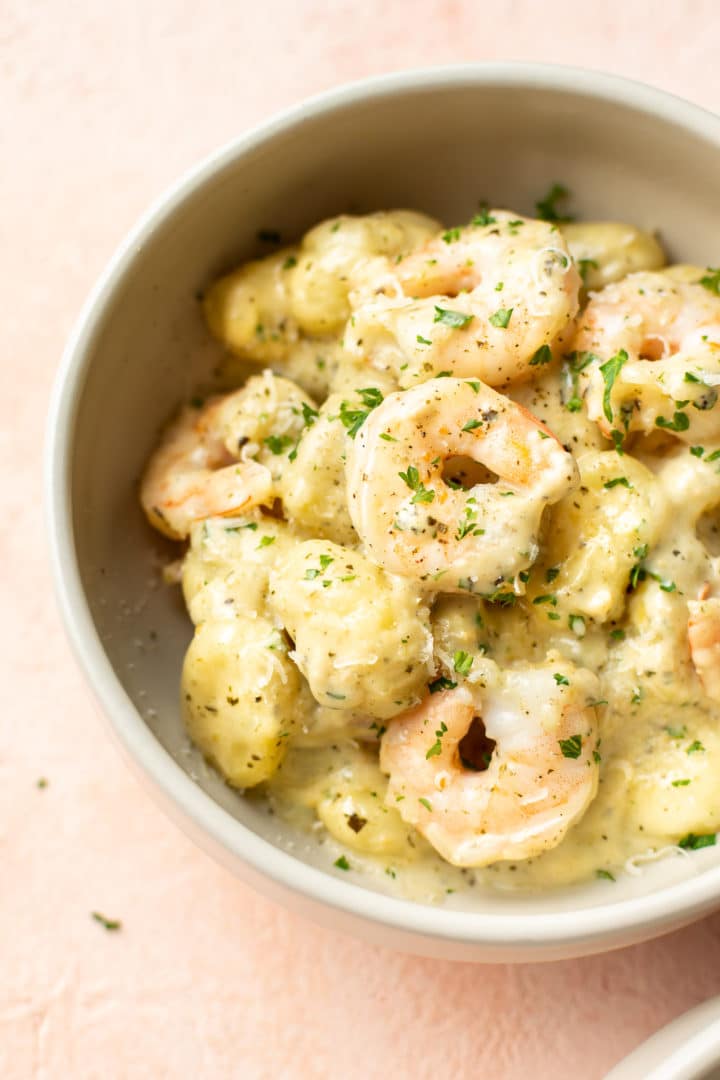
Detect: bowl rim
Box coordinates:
(46, 61, 720, 951)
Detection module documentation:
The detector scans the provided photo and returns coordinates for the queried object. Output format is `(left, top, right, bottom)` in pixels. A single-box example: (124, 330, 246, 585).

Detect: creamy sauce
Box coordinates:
(141, 211, 720, 900)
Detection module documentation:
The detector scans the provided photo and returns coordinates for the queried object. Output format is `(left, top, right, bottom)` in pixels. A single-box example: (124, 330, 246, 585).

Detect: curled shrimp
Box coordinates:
(346, 211, 580, 388)
(380, 662, 601, 867)
(141, 372, 315, 539)
(688, 588, 720, 702)
(345, 377, 578, 594)
(573, 271, 720, 444)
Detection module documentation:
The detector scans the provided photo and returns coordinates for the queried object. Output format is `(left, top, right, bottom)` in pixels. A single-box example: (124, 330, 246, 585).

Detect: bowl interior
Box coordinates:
(63, 72, 720, 920)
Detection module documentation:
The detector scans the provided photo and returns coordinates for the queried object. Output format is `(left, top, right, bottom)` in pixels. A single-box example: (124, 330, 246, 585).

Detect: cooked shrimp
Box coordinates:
(345, 377, 578, 594)
(380, 663, 601, 866)
(345, 211, 580, 388)
(688, 592, 720, 701)
(574, 271, 720, 444)
(140, 372, 314, 539)
(140, 400, 273, 540)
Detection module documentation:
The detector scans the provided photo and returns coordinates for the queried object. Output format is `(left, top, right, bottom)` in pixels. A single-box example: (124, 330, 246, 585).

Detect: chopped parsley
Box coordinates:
(472, 206, 497, 227)
(92, 912, 122, 932)
(672, 779, 691, 787)
(690, 446, 705, 457)
(529, 344, 552, 366)
(687, 739, 706, 754)
(442, 227, 462, 243)
(656, 411, 690, 432)
(429, 675, 457, 694)
(453, 651, 473, 676)
(417, 334, 432, 345)
(559, 734, 582, 759)
(609, 628, 626, 641)
(699, 267, 720, 295)
(666, 724, 687, 739)
(339, 387, 384, 438)
(553, 673, 570, 686)
(36, 777, 48, 789)
(489, 307, 513, 329)
(418, 797, 433, 812)
(679, 832, 716, 850)
(256, 535, 275, 549)
(578, 258, 598, 284)
(426, 720, 448, 759)
(334, 855, 351, 870)
(282, 255, 297, 270)
(263, 434, 294, 455)
(456, 501, 485, 541)
(301, 402, 319, 426)
(535, 183, 574, 222)
(596, 869, 615, 881)
(398, 465, 435, 504)
(462, 419, 483, 432)
(433, 306, 474, 329)
(599, 349, 629, 425)
(603, 476, 632, 490)
(569, 615, 586, 637)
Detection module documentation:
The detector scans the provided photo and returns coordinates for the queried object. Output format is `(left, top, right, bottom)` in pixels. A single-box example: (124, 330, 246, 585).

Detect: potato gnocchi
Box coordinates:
(140, 203, 720, 898)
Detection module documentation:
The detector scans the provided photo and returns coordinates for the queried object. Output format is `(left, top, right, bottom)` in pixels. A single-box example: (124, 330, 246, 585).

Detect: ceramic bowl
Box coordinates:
(46, 64, 720, 961)
(607, 997, 720, 1080)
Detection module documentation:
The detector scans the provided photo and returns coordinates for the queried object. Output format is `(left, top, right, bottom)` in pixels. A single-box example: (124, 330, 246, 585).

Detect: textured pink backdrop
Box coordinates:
(4, 2, 720, 1077)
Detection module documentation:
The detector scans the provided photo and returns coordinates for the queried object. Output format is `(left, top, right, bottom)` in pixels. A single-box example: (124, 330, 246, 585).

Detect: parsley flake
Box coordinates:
(429, 675, 457, 694)
(433, 306, 474, 329)
(679, 832, 716, 850)
(453, 651, 473, 676)
(535, 183, 574, 222)
(92, 912, 122, 932)
(700, 267, 720, 295)
(426, 720, 448, 759)
(398, 465, 435, 504)
(489, 307, 513, 329)
(529, 344, 552, 366)
(339, 387, 384, 438)
(599, 349, 629, 424)
(559, 734, 582, 758)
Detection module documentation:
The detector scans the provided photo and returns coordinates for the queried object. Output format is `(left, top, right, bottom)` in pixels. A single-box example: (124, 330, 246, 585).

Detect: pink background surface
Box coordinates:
(4, 2, 720, 1076)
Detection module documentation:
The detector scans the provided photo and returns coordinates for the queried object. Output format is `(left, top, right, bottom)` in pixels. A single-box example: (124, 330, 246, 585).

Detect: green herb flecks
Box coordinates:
(398, 464, 435, 504)
(559, 734, 582, 759)
(433, 306, 474, 329)
(92, 912, 122, 932)
(699, 267, 720, 295)
(530, 344, 553, 366)
(426, 720, 449, 760)
(599, 349, 629, 425)
(655, 409, 690, 432)
(535, 183, 574, 222)
(339, 387, 384, 438)
(679, 832, 716, 850)
(453, 651, 473, 676)
(429, 675, 458, 694)
(489, 307, 513, 329)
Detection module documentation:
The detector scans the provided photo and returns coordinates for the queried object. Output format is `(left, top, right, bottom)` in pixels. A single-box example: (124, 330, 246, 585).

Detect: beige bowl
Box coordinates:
(46, 64, 720, 961)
